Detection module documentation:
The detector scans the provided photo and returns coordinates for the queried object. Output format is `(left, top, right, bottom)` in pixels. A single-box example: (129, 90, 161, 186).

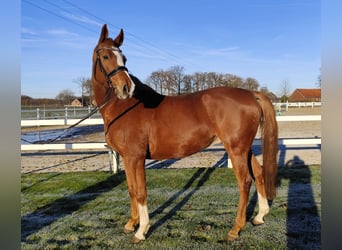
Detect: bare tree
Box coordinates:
(73, 77, 93, 105)
(192, 72, 207, 92)
(243, 77, 260, 90)
(316, 70, 321, 88)
(168, 65, 185, 95)
(147, 66, 186, 95)
(279, 79, 291, 102)
(182, 74, 194, 94)
(223, 74, 244, 88)
(55, 89, 75, 105)
(205, 72, 222, 89)
(146, 70, 166, 94)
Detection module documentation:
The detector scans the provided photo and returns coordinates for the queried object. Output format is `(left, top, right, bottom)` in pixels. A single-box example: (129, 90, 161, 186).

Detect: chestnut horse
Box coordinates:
(92, 24, 278, 243)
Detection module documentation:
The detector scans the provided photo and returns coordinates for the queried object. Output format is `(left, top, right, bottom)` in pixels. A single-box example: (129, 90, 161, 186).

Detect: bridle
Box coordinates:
(93, 46, 129, 88)
(92, 46, 134, 113)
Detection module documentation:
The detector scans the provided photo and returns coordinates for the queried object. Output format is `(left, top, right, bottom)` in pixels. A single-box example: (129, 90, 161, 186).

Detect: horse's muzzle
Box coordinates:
(117, 81, 135, 99)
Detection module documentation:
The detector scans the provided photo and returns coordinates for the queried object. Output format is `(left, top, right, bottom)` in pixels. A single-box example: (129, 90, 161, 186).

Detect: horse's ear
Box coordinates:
(98, 24, 108, 44)
(113, 28, 124, 47)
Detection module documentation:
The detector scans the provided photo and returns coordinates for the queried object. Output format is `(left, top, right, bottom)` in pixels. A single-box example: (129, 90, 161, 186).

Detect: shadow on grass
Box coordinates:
(145, 158, 180, 169)
(22, 151, 108, 174)
(21, 173, 126, 242)
(21, 173, 62, 192)
(246, 145, 321, 249)
(147, 167, 216, 238)
(278, 156, 321, 249)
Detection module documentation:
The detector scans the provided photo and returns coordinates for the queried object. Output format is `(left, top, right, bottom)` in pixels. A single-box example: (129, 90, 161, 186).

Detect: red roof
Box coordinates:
(289, 88, 321, 102)
(295, 89, 321, 98)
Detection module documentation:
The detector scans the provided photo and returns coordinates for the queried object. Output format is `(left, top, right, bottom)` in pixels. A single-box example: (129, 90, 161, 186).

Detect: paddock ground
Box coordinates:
(21, 166, 321, 249)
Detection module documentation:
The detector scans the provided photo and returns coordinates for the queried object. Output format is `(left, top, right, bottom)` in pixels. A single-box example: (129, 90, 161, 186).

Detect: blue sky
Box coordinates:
(22, 0, 320, 98)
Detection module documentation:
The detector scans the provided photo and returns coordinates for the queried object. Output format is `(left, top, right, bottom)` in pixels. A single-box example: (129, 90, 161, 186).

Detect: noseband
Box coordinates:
(93, 46, 129, 88)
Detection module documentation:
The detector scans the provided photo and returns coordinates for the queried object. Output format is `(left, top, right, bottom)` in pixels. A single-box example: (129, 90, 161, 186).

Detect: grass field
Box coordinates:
(21, 165, 321, 249)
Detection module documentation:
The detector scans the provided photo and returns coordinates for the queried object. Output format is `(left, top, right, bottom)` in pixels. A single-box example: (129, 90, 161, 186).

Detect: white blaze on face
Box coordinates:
(112, 50, 125, 66)
(111, 48, 135, 97)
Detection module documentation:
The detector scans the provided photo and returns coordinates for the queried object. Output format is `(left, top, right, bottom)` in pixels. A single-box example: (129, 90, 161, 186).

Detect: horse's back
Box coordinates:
(200, 87, 261, 115)
(146, 87, 261, 158)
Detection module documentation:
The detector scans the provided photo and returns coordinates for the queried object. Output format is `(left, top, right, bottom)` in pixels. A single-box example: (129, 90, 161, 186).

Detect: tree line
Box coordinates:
(145, 66, 277, 101)
(146, 66, 263, 95)
(23, 65, 279, 107)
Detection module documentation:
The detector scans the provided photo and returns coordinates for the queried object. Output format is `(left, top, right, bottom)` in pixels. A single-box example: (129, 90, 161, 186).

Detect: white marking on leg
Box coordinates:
(227, 158, 233, 168)
(134, 204, 150, 241)
(254, 192, 269, 224)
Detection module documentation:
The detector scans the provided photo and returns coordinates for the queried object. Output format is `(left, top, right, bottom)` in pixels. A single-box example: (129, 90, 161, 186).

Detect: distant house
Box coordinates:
(69, 97, 92, 107)
(288, 88, 321, 102)
(70, 98, 84, 107)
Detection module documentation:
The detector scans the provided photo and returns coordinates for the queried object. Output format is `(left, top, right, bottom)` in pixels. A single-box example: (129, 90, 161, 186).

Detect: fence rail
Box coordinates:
(21, 102, 321, 120)
(274, 101, 321, 112)
(21, 118, 104, 127)
(20, 138, 321, 152)
(21, 115, 321, 128)
(21, 115, 321, 150)
(21, 106, 101, 120)
(21, 115, 321, 173)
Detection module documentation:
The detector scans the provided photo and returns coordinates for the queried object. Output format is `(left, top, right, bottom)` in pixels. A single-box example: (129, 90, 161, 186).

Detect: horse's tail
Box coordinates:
(253, 91, 278, 200)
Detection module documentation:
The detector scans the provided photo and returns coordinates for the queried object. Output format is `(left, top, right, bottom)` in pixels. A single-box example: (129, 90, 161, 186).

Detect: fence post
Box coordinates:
(36, 108, 40, 120)
(64, 107, 68, 125)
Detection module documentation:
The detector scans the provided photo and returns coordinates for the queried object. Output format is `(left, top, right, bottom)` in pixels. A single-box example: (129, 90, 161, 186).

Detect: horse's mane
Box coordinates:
(130, 74, 164, 108)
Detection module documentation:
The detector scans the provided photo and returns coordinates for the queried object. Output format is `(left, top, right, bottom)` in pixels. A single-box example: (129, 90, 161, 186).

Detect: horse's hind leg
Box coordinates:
(226, 149, 252, 241)
(250, 154, 270, 225)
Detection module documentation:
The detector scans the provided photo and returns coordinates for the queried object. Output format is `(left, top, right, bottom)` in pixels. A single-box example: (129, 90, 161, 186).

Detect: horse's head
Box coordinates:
(93, 24, 135, 99)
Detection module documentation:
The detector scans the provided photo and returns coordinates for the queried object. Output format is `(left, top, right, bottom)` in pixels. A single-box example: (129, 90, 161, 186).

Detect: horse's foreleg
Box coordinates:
(250, 154, 270, 225)
(227, 151, 252, 241)
(130, 159, 150, 244)
(122, 159, 139, 234)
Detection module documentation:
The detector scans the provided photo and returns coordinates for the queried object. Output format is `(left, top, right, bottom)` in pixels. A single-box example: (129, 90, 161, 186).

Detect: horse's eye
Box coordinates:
(103, 55, 109, 60)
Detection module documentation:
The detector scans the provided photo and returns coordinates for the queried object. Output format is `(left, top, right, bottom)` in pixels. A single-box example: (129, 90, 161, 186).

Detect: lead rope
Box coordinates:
(22, 87, 114, 144)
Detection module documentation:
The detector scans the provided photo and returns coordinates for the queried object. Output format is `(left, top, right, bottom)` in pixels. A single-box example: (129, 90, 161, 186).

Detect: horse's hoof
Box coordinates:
(131, 236, 145, 244)
(251, 218, 264, 226)
(123, 227, 135, 234)
(227, 231, 239, 241)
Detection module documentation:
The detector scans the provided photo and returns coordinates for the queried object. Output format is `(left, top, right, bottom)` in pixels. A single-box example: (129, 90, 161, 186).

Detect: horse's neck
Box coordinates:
(93, 83, 112, 107)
